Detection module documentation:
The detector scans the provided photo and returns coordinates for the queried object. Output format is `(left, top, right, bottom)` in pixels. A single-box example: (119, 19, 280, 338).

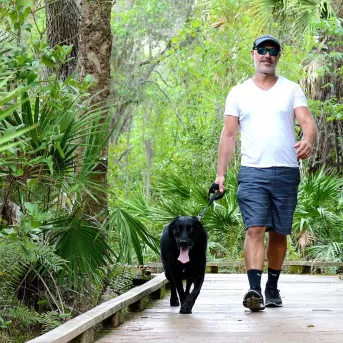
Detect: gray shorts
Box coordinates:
(237, 166, 300, 235)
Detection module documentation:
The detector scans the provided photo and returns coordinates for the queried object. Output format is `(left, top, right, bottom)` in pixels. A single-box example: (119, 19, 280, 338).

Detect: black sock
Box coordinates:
(247, 269, 262, 292)
(266, 268, 281, 289)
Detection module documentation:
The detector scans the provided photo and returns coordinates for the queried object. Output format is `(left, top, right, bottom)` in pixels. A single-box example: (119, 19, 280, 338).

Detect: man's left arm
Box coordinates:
(294, 106, 317, 160)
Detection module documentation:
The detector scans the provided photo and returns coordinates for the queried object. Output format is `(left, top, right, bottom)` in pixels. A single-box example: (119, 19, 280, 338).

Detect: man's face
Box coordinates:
(251, 43, 280, 75)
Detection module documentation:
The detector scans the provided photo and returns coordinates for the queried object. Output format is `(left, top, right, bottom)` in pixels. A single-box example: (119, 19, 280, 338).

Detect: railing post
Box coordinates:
(128, 297, 147, 312)
(102, 309, 125, 328)
(150, 285, 165, 300)
(210, 266, 219, 273)
(71, 328, 94, 343)
(206, 265, 219, 273)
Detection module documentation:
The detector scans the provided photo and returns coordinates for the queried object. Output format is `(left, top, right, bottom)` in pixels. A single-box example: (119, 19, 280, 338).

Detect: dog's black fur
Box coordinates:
(160, 216, 207, 314)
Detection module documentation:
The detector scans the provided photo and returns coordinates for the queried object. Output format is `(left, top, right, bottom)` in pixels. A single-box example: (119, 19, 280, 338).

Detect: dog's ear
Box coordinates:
(196, 221, 205, 232)
(168, 216, 180, 235)
(191, 217, 206, 236)
(191, 216, 203, 229)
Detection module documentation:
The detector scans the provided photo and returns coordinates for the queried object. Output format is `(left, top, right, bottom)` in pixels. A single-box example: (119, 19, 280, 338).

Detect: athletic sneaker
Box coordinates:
(265, 287, 283, 307)
(243, 289, 265, 312)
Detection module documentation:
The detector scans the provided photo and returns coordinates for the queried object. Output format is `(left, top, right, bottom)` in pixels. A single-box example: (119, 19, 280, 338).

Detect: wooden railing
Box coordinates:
(26, 273, 168, 343)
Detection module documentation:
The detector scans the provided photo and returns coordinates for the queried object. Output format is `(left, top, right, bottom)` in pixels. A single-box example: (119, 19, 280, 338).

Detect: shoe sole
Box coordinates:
(243, 290, 265, 312)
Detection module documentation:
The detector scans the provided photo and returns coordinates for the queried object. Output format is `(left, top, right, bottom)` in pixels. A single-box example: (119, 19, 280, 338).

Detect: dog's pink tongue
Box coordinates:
(178, 247, 190, 264)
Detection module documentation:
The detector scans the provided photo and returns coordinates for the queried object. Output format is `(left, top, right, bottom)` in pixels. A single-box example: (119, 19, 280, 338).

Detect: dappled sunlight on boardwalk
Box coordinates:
(95, 274, 343, 342)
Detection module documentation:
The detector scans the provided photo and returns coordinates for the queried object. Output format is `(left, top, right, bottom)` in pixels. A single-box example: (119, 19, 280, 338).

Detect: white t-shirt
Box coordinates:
(224, 75, 308, 168)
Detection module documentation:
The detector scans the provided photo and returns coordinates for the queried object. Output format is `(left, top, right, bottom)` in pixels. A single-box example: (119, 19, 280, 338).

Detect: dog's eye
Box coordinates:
(174, 228, 181, 234)
(188, 226, 193, 233)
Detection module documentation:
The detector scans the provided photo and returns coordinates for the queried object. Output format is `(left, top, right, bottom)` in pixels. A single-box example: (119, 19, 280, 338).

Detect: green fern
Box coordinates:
(39, 311, 64, 333)
(0, 331, 13, 343)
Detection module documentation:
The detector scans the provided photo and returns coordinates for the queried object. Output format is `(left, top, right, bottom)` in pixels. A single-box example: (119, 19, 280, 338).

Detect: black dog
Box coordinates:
(160, 216, 207, 314)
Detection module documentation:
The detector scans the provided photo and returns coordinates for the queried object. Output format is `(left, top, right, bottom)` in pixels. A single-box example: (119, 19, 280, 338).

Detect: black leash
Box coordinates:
(197, 184, 226, 221)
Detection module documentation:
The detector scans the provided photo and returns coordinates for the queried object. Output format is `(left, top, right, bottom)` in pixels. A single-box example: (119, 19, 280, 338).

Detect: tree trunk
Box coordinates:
(77, 0, 113, 215)
(303, 3, 343, 174)
(78, 0, 113, 106)
(46, 0, 81, 80)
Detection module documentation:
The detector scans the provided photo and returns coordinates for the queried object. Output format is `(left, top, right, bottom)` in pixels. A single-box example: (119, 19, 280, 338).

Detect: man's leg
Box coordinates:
(265, 231, 287, 307)
(267, 231, 287, 270)
(243, 226, 266, 311)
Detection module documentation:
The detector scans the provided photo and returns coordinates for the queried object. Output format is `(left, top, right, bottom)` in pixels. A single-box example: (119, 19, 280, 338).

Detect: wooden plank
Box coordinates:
(26, 273, 168, 343)
(95, 274, 343, 343)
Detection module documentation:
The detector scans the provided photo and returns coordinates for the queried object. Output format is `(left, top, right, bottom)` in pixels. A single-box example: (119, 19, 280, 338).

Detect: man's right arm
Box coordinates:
(215, 115, 239, 192)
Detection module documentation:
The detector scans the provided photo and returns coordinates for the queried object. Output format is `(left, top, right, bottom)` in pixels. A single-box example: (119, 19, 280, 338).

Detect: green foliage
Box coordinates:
(0, 316, 12, 329)
(0, 0, 34, 33)
(248, 0, 335, 37)
(292, 169, 343, 260)
(0, 332, 13, 343)
(39, 311, 65, 333)
(99, 263, 152, 296)
(0, 241, 69, 342)
(0, 241, 30, 297)
(107, 206, 159, 265)
(49, 217, 113, 288)
(0, 0, 119, 309)
(0, 33, 115, 289)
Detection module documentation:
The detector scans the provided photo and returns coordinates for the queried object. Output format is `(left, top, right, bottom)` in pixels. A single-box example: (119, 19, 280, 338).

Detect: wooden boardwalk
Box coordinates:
(95, 273, 343, 343)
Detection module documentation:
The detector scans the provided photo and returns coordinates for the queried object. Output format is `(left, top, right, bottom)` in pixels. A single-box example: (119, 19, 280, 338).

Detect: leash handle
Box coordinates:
(197, 190, 226, 220)
(208, 182, 225, 201)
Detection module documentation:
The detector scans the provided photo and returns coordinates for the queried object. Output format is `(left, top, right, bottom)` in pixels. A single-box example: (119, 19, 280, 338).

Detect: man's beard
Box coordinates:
(254, 59, 276, 74)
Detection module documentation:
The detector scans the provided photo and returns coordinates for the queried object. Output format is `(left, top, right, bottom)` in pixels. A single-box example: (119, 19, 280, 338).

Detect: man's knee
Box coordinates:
(246, 226, 266, 241)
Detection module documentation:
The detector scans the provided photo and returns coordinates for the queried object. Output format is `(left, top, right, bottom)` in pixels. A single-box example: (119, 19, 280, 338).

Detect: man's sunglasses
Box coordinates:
(254, 47, 280, 56)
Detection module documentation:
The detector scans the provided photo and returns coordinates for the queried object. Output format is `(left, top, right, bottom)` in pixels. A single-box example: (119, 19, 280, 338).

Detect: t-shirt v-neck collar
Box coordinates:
(250, 76, 280, 92)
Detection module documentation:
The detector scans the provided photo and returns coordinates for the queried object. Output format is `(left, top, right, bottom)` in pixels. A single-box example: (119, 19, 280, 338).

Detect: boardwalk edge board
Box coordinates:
(26, 273, 168, 343)
(146, 260, 343, 273)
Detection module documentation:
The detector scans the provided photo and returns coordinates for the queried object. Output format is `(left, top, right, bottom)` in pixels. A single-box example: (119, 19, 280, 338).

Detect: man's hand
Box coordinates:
(208, 180, 225, 201)
(294, 140, 312, 160)
(214, 176, 226, 193)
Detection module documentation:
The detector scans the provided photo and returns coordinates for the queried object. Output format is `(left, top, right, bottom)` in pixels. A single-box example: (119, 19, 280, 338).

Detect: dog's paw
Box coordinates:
(170, 298, 180, 306)
(179, 306, 192, 314)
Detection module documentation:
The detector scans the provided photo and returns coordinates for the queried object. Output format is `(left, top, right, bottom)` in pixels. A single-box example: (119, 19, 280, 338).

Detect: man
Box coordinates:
(213, 35, 317, 311)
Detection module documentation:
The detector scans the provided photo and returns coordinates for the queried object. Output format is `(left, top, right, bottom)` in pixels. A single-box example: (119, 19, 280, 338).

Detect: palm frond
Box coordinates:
(248, 0, 336, 37)
(306, 241, 343, 261)
(48, 217, 113, 289)
(114, 187, 151, 219)
(108, 207, 159, 265)
(298, 168, 343, 207)
(285, 0, 335, 36)
(148, 198, 193, 224)
(153, 170, 191, 199)
(248, 0, 285, 32)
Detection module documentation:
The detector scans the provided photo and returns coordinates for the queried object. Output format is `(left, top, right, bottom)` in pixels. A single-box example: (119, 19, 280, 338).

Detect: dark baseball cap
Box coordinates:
(253, 34, 281, 50)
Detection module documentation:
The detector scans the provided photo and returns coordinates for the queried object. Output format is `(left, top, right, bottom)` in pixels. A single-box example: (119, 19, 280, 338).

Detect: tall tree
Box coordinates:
(45, 0, 81, 80)
(77, 0, 114, 215)
(302, 2, 343, 173)
(78, 0, 113, 106)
